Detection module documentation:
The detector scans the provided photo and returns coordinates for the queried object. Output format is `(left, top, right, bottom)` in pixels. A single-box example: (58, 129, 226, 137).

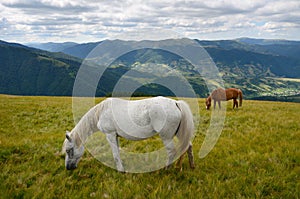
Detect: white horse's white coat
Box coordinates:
(63, 96, 194, 172)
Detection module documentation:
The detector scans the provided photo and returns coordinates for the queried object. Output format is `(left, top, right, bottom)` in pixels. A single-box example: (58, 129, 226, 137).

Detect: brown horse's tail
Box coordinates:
(238, 89, 243, 107)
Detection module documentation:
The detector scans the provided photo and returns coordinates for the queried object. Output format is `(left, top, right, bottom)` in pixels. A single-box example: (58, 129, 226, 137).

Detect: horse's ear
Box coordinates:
(74, 133, 81, 147)
(66, 132, 72, 142)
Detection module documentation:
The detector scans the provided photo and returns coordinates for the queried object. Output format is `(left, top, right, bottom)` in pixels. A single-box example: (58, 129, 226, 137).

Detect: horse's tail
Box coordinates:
(175, 100, 194, 156)
(238, 89, 243, 107)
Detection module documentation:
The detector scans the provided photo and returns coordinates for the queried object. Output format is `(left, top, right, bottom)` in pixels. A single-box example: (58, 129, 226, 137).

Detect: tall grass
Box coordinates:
(0, 95, 299, 198)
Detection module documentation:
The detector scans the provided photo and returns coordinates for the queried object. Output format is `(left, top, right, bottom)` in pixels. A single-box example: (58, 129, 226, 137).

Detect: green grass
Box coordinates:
(0, 95, 299, 198)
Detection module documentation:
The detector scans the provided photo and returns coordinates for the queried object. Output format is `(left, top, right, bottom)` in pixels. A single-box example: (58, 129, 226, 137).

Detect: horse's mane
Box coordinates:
(62, 102, 105, 153)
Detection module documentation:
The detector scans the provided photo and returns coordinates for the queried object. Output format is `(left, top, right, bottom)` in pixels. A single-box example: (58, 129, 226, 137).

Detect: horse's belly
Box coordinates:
(116, 127, 157, 141)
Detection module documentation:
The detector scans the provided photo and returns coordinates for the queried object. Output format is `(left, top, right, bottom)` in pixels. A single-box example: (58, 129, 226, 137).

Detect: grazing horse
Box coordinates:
(62, 97, 195, 172)
(206, 88, 243, 110)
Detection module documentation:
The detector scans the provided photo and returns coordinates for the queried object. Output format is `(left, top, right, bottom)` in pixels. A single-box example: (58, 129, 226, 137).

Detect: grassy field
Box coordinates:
(0, 95, 299, 198)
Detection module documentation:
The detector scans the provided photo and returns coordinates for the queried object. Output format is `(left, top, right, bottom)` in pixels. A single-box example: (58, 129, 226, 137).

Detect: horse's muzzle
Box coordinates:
(66, 163, 77, 170)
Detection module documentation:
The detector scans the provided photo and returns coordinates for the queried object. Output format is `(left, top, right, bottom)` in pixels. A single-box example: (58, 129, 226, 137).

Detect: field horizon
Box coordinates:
(0, 95, 299, 198)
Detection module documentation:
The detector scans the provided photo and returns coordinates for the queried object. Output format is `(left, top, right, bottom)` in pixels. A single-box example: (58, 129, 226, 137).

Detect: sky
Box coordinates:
(0, 0, 300, 43)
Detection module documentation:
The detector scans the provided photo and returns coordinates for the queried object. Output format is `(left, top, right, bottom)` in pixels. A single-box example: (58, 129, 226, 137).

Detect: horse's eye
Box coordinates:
(66, 148, 74, 158)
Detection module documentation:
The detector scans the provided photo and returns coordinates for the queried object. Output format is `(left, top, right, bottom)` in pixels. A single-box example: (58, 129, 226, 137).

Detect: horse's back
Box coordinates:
(226, 88, 240, 99)
(97, 97, 181, 140)
(211, 88, 226, 101)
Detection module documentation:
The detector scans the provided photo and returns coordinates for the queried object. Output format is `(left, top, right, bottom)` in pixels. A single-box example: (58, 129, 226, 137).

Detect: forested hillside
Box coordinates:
(1, 38, 300, 100)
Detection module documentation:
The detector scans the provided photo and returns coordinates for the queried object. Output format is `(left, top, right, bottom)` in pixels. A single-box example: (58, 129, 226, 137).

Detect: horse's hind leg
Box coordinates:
(233, 99, 238, 109)
(176, 153, 185, 171)
(187, 143, 195, 169)
(162, 138, 176, 169)
(176, 142, 195, 171)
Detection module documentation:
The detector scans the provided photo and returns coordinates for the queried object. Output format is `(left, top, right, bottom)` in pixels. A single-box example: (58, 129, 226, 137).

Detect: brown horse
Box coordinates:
(206, 88, 243, 110)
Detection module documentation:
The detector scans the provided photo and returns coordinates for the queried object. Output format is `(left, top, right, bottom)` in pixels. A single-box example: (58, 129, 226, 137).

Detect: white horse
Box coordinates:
(62, 96, 195, 172)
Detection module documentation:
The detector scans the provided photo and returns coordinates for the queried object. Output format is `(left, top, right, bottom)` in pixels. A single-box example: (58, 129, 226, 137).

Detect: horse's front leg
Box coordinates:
(106, 133, 125, 172)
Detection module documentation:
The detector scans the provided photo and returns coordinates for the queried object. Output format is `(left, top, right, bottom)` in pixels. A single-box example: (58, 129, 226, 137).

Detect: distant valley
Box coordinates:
(1, 38, 299, 101)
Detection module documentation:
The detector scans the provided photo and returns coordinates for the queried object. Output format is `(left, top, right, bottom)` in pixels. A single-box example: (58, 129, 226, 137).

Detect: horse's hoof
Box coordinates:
(117, 169, 126, 173)
(165, 165, 173, 170)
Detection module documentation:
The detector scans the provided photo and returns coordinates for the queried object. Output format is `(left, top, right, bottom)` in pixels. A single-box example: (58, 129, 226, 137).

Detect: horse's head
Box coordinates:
(205, 97, 211, 110)
(63, 131, 84, 170)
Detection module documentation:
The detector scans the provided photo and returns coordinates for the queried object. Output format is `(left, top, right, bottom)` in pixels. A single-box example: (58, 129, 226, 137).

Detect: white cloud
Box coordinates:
(0, 0, 299, 43)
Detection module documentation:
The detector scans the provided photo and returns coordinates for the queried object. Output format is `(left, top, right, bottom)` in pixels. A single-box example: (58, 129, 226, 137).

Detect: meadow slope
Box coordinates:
(0, 95, 299, 198)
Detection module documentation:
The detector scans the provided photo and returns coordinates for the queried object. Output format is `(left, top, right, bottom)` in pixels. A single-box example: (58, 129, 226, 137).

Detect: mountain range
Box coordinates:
(1, 38, 299, 101)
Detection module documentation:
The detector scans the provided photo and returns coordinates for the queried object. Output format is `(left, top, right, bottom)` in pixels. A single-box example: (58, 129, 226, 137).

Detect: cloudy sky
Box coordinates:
(0, 0, 300, 43)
